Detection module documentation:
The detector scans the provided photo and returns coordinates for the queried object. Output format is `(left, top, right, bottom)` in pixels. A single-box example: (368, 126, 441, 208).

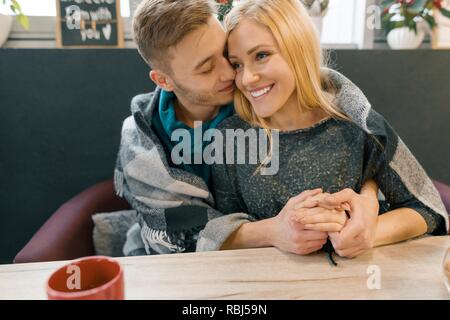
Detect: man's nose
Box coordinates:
(219, 57, 236, 82)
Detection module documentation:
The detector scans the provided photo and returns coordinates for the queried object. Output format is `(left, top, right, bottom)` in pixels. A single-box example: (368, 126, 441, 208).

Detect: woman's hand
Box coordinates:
(271, 189, 329, 255)
(320, 188, 379, 258)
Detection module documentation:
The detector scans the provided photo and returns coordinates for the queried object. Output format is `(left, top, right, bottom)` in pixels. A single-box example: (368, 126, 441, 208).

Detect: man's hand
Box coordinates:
(271, 189, 329, 255)
(292, 192, 350, 232)
(320, 188, 379, 258)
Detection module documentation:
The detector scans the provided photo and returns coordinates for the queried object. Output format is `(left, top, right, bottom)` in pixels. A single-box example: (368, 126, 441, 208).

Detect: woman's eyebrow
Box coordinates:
(246, 44, 272, 55)
(228, 44, 274, 60)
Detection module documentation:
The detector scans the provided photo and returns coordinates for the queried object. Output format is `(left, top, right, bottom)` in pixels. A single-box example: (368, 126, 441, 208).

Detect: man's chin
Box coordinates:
(216, 92, 234, 106)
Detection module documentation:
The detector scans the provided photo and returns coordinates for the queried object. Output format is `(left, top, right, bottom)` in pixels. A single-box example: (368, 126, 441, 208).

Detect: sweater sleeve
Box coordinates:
(196, 151, 257, 252)
(211, 156, 245, 214)
(362, 131, 447, 235)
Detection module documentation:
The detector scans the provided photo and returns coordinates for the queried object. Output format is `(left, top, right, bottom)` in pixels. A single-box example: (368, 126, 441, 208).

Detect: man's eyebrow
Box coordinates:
(194, 56, 214, 70)
(228, 44, 273, 60)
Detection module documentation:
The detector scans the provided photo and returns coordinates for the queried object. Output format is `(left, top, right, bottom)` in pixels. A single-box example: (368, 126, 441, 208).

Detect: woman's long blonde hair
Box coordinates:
(224, 0, 349, 128)
(224, 0, 349, 171)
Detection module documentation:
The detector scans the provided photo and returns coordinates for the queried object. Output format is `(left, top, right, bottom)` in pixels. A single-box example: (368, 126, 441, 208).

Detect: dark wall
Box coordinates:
(0, 49, 449, 264)
(0, 49, 154, 264)
(330, 50, 450, 186)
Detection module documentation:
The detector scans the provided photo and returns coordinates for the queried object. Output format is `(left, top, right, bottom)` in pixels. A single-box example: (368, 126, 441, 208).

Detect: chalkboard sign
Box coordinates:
(56, 0, 124, 48)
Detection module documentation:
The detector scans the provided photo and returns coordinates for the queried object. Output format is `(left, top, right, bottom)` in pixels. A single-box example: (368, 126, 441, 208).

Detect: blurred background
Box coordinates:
(2, 0, 448, 49)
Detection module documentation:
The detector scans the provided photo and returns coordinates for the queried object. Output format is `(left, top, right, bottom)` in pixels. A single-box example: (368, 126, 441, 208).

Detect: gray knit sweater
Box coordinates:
(210, 115, 444, 233)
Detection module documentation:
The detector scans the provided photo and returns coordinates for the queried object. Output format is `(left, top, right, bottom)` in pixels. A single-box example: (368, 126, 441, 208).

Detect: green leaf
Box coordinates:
(440, 8, 450, 19)
(217, 1, 234, 22)
(11, 0, 21, 12)
(320, 0, 329, 12)
(424, 14, 436, 29)
(425, 0, 434, 10)
(384, 19, 408, 35)
(10, 4, 17, 14)
(407, 0, 427, 15)
(16, 13, 29, 30)
(382, 12, 395, 21)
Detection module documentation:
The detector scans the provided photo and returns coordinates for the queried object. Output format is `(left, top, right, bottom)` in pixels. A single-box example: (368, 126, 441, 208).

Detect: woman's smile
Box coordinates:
(249, 84, 274, 100)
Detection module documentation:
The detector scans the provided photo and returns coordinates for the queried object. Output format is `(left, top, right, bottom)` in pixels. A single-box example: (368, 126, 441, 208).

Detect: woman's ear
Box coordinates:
(149, 70, 174, 91)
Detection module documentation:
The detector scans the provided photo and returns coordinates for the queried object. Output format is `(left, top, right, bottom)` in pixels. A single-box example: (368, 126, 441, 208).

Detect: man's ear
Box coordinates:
(149, 70, 174, 91)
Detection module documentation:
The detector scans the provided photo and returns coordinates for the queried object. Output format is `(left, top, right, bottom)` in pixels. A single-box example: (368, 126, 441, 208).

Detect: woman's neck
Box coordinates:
(268, 98, 329, 131)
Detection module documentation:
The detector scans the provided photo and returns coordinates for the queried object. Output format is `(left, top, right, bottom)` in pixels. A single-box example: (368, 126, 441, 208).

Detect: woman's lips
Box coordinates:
(249, 84, 274, 100)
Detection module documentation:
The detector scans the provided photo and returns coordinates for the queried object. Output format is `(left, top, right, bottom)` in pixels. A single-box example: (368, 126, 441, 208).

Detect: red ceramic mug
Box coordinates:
(46, 256, 124, 300)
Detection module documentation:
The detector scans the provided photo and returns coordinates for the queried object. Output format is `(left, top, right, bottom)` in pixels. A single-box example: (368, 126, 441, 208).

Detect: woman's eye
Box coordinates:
(256, 52, 269, 60)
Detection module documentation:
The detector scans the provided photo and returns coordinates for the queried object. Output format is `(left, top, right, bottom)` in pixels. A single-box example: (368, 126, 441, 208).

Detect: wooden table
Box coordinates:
(1, 236, 449, 300)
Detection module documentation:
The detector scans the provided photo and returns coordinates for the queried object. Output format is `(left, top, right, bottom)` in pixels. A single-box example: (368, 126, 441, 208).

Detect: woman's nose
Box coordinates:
(242, 67, 260, 87)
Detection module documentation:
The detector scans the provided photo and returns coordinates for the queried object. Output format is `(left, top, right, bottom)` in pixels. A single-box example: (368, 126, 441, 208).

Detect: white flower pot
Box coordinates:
(307, 1, 327, 38)
(311, 16, 323, 36)
(0, 14, 13, 47)
(387, 27, 425, 50)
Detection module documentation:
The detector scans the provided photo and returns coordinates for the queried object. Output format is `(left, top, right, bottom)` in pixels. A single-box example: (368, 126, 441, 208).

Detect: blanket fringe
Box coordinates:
(114, 169, 124, 197)
(141, 226, 185, 253)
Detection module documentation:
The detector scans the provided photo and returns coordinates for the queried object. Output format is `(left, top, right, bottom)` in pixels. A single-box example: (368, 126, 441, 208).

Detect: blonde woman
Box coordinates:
(196, 0, 448, 258)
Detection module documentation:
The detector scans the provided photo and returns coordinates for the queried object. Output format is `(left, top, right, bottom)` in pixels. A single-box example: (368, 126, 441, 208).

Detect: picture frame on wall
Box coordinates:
(56, 0, 124, 48)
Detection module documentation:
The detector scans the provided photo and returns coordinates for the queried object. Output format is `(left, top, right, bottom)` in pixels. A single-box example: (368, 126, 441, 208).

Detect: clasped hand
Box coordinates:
(272, 188, 378, 258)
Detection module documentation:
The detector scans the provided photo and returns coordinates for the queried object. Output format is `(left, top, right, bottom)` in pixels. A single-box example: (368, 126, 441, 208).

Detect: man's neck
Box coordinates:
(174, 99, 221, 128)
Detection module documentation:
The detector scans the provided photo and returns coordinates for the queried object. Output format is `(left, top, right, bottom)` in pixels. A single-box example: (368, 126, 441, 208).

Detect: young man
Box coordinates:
(115, 0, 235, 255)
(115, 0, 384, 257)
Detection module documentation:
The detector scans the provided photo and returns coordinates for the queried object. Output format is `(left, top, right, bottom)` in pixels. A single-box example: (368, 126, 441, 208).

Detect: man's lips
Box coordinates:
(219, 83, 235, 92)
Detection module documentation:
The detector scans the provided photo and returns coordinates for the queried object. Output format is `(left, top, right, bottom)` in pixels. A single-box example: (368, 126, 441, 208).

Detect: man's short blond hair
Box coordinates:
(133, 0, 217, 73)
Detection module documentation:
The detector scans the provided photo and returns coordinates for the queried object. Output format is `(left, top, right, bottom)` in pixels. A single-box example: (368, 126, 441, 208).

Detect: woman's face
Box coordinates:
(227, 19, 297, 120)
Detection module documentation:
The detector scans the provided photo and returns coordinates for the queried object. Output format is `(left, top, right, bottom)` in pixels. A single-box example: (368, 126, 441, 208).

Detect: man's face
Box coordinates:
(166, 16, 236, 108)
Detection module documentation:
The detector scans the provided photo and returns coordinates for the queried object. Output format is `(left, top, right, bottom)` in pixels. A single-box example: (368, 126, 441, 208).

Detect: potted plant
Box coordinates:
(301, 0, 330, 16)
(215, 0, 330, 34)
(0, 0, 29, 47)
(301, 0, 330, 35)
(382, 0, 450, 49)
(216, 0, 235, 22)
